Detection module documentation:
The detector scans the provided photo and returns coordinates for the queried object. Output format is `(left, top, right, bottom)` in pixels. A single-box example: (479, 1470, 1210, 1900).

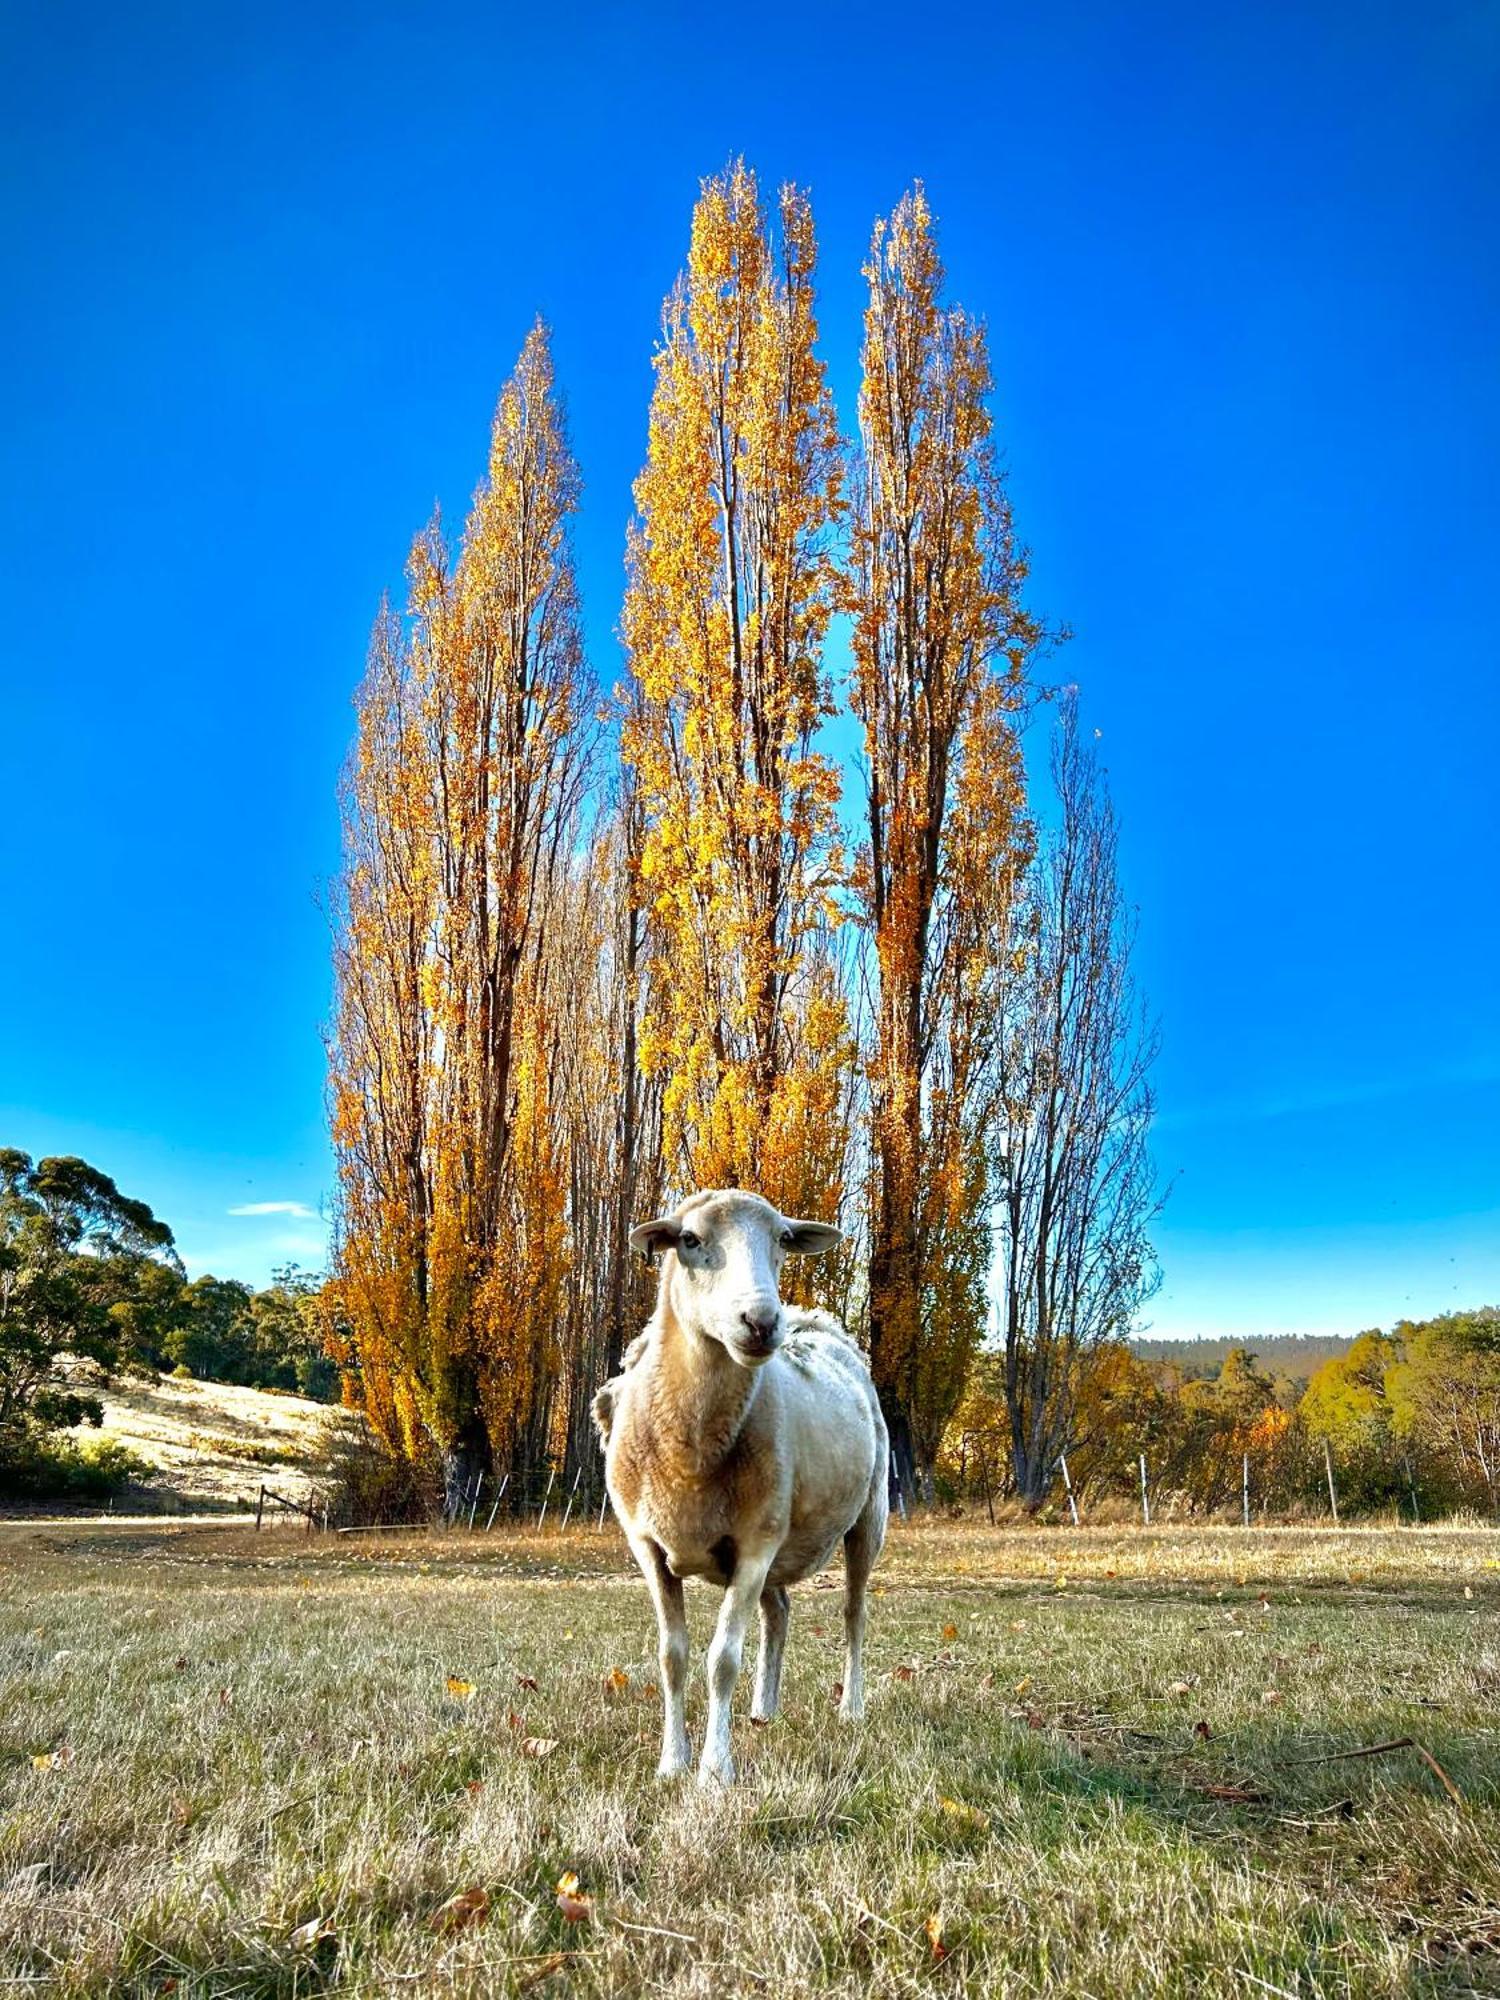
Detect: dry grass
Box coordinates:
(2, 1519, 1498, 1996)
(75, 1374, 334, 1513)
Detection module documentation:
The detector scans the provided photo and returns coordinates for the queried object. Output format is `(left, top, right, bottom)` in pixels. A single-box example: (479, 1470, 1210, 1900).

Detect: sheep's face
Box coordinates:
(631, 1190, 842, 1369)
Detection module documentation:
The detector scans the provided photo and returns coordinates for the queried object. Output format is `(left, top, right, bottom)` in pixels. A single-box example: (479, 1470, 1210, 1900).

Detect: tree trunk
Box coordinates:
(442, 1413, 492, 1523)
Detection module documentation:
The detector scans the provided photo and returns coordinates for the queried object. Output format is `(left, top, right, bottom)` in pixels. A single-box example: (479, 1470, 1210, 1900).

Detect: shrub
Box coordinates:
(0, 1428, 154, 1503)
(313, 1411, 438, 1526)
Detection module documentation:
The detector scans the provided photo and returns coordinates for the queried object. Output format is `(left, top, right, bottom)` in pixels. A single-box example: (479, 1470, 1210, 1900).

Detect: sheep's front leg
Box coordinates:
(636, 1539, 691, 1777)
(701, 1548, 774, 1785)
(752, 1583, 790, 1723)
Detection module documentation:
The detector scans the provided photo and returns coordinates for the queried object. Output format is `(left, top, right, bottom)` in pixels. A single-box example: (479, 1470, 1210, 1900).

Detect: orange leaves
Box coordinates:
(554, 1871, 593, 1922)
(445, 1675, 477, 1701)
(430, 1887, 490, 1933)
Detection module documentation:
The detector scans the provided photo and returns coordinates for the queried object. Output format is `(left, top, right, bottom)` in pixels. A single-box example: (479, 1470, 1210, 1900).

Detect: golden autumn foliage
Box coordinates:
(622, 162, 854, 1228)
(329, 323, 593, 1505)
(847, 186, 1041, 1484)
(326, 167, 1161, 1524)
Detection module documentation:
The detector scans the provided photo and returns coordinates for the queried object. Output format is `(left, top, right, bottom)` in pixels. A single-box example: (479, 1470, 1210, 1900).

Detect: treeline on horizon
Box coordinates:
(1128, 1333, 1355, 1382)
(947, 1309, 1500, 1520)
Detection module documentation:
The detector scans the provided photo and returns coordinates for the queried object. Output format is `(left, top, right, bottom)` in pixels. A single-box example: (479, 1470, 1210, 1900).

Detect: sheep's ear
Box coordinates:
(629, 1216, 679, 1257)
(781, 1218, 842, 1256)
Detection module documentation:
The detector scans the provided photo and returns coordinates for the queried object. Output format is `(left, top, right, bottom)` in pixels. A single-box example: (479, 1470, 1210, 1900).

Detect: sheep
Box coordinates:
(593, 1188, 889, 1785)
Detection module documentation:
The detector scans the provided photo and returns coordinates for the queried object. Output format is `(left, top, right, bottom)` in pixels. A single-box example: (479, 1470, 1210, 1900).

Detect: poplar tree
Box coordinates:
(622, 161, 853, 1226)
(329, 323, 592, 1511)
(847, 187, 1041, 1494)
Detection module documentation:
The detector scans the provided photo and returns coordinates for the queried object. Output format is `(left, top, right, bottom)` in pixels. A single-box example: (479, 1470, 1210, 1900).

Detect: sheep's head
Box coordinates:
(630, 1190, 841, 1369)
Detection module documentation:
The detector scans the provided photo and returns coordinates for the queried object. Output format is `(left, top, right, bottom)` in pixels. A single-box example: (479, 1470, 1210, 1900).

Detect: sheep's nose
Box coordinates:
(739, 1310, 779, 1349)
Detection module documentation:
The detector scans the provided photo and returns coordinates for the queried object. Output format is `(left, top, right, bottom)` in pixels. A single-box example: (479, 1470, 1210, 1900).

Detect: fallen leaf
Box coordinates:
(941, 1622, 959, 1642)
(446, 1676, 477, 1701)
(1168, 1680, 1195, 1698)
(604, 1667, 629, 1695)
(517, 1953, 569, 1991)
(465, 1779, 485, 1798)
(507, 1710, 523, 1731)
(939, 1796, 990, 1832)
(520, 1737, 559, 1759)
(832, 1682, 844, 1704)
(891, 1663, 916, 1682)
(30, 1747, 72, 1770)
(924, 1913, 947, 1961)
(1193, 1719, 1212, 1741)
(431, 1887, 490, 1932)
(1464, 1586, 1474, 1601)
(1014, 1675, 1032, 1696)
(555, 1871, 593, 1922)
(516, 1674, 540, 1692)
(1261, 1689, 1283, 1706)
(288, 1915, 336, 1951)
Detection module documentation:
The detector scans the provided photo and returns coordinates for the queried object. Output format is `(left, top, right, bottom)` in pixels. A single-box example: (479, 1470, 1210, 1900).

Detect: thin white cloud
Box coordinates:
(228, 1200, 319, 1219)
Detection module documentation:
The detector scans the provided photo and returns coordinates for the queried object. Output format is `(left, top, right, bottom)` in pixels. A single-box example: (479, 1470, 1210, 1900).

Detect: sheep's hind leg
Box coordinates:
(701, 1548, 774, 1785)
(751, 1583, 790, 1723)
(840, 1484, 887, 1723)
(637, 1540, 691, 1777)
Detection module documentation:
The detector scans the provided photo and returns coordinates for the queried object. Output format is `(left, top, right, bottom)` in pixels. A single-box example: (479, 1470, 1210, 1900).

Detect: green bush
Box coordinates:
(0, 1428, 155, 1503)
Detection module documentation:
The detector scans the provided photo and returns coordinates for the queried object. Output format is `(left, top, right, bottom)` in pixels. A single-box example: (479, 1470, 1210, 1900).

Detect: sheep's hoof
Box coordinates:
(657, 1739, 692, 1780)
(837, 1697, 866, 1724)
(697, 1755, 735, 1787)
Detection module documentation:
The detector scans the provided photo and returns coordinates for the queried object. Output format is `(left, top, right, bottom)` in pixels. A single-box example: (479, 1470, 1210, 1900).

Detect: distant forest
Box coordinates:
(1129, 1333, 1353, 1383)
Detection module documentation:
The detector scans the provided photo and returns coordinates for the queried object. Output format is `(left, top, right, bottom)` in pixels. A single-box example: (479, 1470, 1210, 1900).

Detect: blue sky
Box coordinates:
(2, 0, 1496, 1338)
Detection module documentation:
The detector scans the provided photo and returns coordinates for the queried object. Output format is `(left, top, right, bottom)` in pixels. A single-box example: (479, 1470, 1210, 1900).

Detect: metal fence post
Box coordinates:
(1139, 1453, 1151, 1526)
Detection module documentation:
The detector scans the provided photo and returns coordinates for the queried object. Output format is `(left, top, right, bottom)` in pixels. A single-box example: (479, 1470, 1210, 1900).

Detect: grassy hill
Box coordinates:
(43, 1369, 337, 1515)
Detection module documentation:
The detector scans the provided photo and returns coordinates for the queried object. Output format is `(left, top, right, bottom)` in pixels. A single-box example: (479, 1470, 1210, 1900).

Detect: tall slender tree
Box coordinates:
(847, 186, 1041, 1494)
(992, 691, 1159, 1507)
(622, 161, 854, 1225)
(329, 322, 593, 1511)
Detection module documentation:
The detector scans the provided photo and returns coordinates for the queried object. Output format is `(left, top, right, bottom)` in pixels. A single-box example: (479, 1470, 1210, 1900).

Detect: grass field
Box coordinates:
(2, 1519, 1498, 1997)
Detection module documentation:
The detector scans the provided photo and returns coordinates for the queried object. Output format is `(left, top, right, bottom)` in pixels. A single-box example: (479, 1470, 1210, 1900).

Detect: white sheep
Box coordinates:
(593, 1189, 889, 1785)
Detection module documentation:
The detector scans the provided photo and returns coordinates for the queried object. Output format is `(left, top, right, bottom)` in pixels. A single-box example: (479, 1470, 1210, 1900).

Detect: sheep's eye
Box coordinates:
(779, 1230, 795, 1249)
(678, 1230, 700, 1252)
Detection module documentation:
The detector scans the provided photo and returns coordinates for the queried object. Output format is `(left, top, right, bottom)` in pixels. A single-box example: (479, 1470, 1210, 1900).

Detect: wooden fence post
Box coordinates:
(1324, 1439, 1340, 1524)
(1139, 1453, 1151, 1526)
(256, 1485, 265, 1531)
(1242, 1452, 1250, 1528)
(1405, 1454, 1421, 1524)
(1059, 1454, 1080, 1527)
